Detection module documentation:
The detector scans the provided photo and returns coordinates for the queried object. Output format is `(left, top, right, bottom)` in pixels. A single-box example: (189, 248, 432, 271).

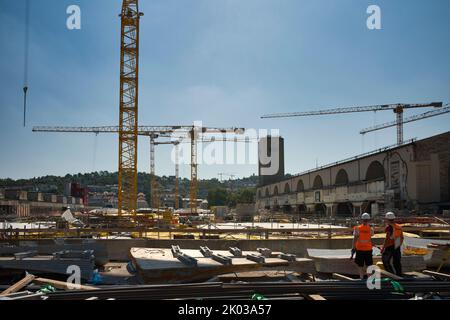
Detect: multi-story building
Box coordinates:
(0, 189, 84, 218)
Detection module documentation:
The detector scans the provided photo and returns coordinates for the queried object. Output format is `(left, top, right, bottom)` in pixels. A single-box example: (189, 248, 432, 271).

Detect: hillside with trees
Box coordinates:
(0, 172, 259, 207)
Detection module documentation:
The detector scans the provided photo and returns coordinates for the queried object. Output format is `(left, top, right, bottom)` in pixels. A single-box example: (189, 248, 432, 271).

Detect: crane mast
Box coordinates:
(190, 128, 199, 214)
(174, 143, 180, 210)
(149, 134, 159, 209)
(118, 1, 143, 215)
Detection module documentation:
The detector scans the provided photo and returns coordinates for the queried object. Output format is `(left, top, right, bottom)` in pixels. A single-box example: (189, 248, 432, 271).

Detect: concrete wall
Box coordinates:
(3, 238, 384, 261)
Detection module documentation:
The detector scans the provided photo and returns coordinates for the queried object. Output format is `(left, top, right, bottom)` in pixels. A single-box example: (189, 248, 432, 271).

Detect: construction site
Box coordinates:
(1, 0, 450, 306)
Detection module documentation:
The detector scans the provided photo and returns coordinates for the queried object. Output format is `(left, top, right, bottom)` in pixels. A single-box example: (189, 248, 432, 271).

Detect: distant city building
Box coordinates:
(180, 198, 208, 210)
(0, 188, 84, 218)
(65, 182, 88, 205)
(87, 189, 148, 209)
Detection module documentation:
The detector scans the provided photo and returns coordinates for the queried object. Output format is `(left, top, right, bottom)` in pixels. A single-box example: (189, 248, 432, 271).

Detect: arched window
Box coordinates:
(335, 169, 349, 185)
(296, 179, 304, 192)
(298, 204, 307, 213)
(336, 202, 353, 216)
(313, 175, 323, 189)
(273, 186, 279, 196)
(284, 183, 290, 194)
(314, 203, 327, 216)
(366, 161, 385, 181)
(265, 188, 269, 197)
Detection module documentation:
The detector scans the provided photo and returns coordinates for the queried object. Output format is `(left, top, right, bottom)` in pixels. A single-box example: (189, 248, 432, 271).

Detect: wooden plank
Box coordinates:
(332, 273, 356, 281)
(379, 269, 403, 280)
(422, 270, 450, 280)
(308, 294, 326, 300)
(0, 274, 36, 296)
(403, 271, 431, 279)
(33, 277, 99, 291)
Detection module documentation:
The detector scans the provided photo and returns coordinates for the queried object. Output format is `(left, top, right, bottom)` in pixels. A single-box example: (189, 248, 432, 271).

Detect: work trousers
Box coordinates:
(382, 246, 402, 276)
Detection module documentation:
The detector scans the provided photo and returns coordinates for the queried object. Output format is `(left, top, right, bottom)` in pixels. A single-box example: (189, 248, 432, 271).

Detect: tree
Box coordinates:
(207, 188, 230, 207)
(236, 188, 255, 204)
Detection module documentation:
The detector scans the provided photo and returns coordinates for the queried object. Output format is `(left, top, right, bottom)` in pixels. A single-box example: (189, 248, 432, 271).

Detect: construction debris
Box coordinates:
(33, 277, 99, 291)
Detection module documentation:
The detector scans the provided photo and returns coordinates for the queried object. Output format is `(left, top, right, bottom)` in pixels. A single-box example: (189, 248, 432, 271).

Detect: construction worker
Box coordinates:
(381, 212, 404, 276)
(352, 213, 374, 279)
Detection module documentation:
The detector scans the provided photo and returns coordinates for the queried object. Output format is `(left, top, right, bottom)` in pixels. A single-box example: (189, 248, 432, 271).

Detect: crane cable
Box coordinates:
(23, 0, 30, 127)
(92, 133, 99, 172)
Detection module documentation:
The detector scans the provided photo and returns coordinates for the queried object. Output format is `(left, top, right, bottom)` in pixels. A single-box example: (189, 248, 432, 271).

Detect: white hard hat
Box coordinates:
(385, 212, 396, 220)
(361, 213, 371, 220)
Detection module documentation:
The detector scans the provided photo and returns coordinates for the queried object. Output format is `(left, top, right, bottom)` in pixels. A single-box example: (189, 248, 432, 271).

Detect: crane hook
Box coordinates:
(23, 86, 28, 127)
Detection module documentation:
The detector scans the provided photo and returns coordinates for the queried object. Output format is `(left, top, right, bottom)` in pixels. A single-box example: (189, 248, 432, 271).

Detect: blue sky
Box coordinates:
(0, 0, 449, 180)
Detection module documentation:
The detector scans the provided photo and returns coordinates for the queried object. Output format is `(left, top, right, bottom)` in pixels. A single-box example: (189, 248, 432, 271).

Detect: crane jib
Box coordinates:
(261, 102, 443, 119)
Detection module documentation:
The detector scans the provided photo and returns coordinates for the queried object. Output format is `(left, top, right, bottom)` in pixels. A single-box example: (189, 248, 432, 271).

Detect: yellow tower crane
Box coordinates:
(118, 0, 143, 215)
(31, 0, 249, 219)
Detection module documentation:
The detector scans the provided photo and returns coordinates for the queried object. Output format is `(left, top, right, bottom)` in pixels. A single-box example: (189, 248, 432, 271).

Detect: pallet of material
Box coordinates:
(129, 247, 316, 284)
(307, 248, 426, 275)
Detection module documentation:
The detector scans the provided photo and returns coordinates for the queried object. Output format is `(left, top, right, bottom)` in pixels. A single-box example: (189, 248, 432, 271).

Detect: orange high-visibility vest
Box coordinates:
(355, 224, 373, 251)
(391, 223, 403, 248)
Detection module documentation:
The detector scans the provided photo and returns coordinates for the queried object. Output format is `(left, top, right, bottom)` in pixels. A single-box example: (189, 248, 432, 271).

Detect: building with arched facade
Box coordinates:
(256, 131, 450, 217)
